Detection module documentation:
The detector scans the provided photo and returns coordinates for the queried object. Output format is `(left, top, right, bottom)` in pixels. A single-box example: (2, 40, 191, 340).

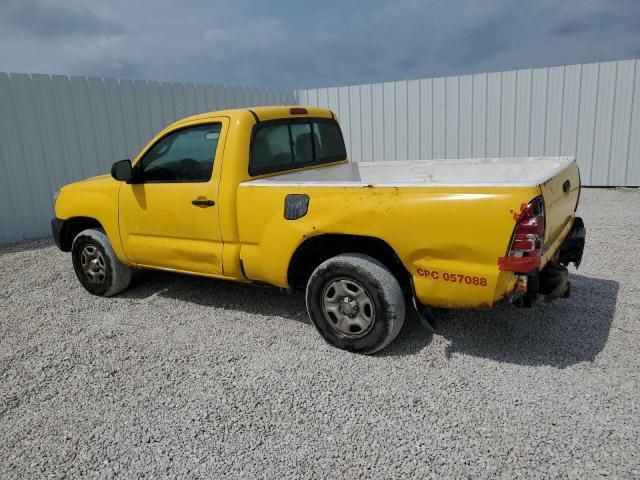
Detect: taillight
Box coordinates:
(289, 107, 308, 115)
(498, 197, 545, 272)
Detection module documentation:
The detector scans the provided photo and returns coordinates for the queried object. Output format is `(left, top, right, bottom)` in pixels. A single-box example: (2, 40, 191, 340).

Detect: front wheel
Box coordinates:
(71, 228, 132, 297)
(306, 253, 405, 354)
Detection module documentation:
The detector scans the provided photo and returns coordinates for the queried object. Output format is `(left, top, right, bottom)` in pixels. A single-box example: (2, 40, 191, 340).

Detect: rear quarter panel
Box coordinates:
(237, 184, 541, 308)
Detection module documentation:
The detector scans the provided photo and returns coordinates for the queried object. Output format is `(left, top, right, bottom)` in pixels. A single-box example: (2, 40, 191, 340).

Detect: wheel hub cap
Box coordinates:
(340, 297, 359, 316)
(80, 245, 106, 285)
(322, 278, 375, 338)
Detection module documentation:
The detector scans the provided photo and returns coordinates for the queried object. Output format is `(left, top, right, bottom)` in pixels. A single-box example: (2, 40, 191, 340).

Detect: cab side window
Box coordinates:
(138, 124, 221, 183)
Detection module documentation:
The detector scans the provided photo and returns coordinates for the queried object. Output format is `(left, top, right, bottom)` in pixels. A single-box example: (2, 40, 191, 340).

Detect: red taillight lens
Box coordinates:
(497, 253, 542, 272)
(289, 107, 308, 115)
(515, 214, 544, 237)
(511, 235, 539, 252)
(498, 197, 545, 272)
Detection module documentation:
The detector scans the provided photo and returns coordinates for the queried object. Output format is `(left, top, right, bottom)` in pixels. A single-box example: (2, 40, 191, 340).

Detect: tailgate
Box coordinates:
(539, 158, 580, 247)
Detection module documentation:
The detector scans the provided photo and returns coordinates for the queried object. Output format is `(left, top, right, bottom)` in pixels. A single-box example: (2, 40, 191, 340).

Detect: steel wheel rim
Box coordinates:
(80, 244, 107, 285)
(321, 277, 375, 338)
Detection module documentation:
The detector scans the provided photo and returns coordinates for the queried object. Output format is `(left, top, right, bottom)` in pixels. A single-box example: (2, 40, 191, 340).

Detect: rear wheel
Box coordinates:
(71, 228, 132, 297)
(306, 253, 405, 354)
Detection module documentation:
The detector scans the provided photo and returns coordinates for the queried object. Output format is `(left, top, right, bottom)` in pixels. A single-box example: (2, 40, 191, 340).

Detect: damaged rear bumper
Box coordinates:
(512, 216, 586, 308)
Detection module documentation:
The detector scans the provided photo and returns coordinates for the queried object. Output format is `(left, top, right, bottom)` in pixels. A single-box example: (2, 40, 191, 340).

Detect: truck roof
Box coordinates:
(170, 105, 334, 129)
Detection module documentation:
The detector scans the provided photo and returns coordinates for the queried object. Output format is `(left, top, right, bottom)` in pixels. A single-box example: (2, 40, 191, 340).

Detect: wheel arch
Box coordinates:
(287, 234, 411, 295)
(58, 217, 104, 251)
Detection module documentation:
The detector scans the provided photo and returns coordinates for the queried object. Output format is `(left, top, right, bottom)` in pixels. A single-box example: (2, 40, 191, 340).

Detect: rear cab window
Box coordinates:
(249, 118, 347, 176)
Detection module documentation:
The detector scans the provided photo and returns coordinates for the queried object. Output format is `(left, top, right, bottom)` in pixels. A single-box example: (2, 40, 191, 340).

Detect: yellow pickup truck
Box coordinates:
(52, 106, 585, 354)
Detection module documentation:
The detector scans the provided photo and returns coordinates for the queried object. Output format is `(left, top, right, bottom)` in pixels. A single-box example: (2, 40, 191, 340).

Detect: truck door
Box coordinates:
(118, 118, 228, 276)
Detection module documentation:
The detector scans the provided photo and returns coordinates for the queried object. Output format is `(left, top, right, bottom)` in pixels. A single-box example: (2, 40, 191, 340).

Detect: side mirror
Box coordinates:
(111, 159, 133, 182)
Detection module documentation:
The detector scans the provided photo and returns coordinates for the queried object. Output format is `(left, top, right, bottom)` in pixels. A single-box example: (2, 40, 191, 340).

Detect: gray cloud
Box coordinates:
(0, 0, 638, 88)
(2, 0, 121, 38)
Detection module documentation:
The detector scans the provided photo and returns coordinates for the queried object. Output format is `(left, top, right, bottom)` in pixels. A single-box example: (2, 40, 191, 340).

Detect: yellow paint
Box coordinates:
(54, 106, 580, 308)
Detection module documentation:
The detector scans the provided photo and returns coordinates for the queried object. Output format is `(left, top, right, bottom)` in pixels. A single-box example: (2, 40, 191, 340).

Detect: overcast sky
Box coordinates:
(0, 0, 638, 88)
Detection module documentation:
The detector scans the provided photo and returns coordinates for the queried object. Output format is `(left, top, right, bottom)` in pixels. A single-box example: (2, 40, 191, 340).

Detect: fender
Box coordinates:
(53, 176, 127, 263)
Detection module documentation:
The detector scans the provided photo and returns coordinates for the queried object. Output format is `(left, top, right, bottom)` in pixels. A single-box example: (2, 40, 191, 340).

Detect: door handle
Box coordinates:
(192, 199, 215, 207)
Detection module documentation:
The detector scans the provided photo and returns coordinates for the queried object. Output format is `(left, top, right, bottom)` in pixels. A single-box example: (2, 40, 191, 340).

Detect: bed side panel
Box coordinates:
(236, 184, 539, 308)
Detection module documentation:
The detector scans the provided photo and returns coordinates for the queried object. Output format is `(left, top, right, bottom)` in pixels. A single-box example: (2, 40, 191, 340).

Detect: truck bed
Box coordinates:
(244, 157, 575, 188)
(238, 155, 580, 308)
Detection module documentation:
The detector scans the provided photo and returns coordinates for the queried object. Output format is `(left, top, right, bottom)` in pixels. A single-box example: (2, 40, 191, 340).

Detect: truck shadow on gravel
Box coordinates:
(121, 271, 617, 367)
(121, 269, 434, 356)
(433, 274, 619, 368)
(121, 270, 311, 324)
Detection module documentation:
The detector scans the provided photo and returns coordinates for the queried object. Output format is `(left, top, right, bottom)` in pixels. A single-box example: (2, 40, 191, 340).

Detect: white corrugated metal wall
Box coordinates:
(1, 60, 638, 244)
(297, 59, 640, 188)
(0, 73, 295, 244)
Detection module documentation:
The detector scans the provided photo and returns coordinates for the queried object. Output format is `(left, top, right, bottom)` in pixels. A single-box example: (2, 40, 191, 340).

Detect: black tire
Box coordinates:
(305, 253, 405, 354)
(71, 228, 132, 297)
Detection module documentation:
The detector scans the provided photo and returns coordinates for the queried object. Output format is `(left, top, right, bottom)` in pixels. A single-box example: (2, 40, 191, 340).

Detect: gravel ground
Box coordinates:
(0, 188, 638, 479)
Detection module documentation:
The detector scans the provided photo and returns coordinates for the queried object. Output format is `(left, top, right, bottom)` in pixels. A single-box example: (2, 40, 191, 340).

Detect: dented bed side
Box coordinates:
(236, 182, 545, 309)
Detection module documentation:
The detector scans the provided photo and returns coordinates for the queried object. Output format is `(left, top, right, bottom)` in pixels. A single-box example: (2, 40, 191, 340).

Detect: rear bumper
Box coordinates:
(51, 218, 64, 250)
(513, 216, 586, 307)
